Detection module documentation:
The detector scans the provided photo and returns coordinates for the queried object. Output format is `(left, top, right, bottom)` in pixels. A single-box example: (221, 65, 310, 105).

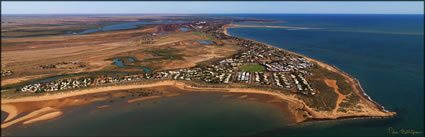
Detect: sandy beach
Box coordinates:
(1, 107, 62, 128)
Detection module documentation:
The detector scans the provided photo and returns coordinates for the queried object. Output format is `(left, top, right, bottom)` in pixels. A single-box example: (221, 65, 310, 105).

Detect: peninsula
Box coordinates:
(1, 15, 396, 130)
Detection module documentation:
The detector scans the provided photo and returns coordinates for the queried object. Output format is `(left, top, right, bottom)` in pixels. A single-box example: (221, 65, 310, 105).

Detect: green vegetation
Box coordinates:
(298, 79, 338, 111)
(102, 48, 187, 72)
(133, 48, 185, 71)
(310, 65, 354, 95)
(130, 32, 151, 37)
(1, 31, 64, 37)
(192, 32, 205, 35)
(239, 64, 265, 72)
(1, 41, 33, 47)
(297, 65, 361, 111)
(339, 93, 361, 108)
(207, 36, 217, 40)
(336, 80, 352, 95)
(151, 48, 184, 60)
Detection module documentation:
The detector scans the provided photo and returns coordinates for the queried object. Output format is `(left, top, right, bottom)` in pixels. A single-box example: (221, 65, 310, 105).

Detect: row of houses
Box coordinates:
(38, 61, 86, 69)
(210, 24, 317, 95)
(20, 77, 92, 93)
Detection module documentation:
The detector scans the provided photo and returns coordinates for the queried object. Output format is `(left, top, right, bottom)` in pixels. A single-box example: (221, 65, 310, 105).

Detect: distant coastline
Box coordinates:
(225, 24, 319, 30)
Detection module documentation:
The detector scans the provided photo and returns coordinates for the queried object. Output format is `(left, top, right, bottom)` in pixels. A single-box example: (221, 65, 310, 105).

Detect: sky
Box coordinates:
(2, 2, 424, 14)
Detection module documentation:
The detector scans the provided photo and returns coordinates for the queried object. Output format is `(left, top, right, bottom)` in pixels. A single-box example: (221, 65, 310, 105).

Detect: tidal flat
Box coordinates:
(1, 86, 294, 136)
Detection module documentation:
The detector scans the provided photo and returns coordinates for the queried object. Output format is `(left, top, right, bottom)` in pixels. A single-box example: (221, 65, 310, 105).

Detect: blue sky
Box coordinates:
(2, 2, 424, 14)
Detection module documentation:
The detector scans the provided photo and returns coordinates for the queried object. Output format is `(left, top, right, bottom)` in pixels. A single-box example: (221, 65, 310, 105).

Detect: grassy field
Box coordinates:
(297, 64, 361, 111)
(1, 41, 33, 47)
(192, 32, 205, 35)
(310, 65, 355, 95)
(151, 48, 184, 60)
(207, 36, 217, 40)
(297, 79, 338, 111)
(239, 64, 265, 72)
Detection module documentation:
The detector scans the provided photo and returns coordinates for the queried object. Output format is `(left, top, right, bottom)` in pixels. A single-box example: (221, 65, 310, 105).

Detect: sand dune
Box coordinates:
(23, 111, 63, 125)
(127, 96, 161, 103)
(2, 104, 18, 122)
(97, 105, 110, 109)
(1, 107, 59, 128)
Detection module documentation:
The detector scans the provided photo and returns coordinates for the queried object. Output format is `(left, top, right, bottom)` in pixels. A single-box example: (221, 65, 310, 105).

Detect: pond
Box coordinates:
(199, 40, 215, 45)
(128, 57, 136, 63)
(180, 27, 190, 32)
(113, 58, 152, 72)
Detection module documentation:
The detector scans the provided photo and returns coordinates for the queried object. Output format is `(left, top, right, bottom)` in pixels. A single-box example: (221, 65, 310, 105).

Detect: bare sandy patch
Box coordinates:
(238, 95, 249, 99)
(165, 93, 180, 97)
(97, 105, 110, 109)
(1, 107, 56, 128)
(1, 74, 48, 86)
(2, 104, 18, 122)
(324, 79, 345, 114)
(222, 94, 232, 98)
(127, 96, 161, 103)
(23, 111, 63, 125)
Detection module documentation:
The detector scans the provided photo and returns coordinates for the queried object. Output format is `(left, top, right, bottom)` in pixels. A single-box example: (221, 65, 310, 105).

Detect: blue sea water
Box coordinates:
(225, 14, 424, 136)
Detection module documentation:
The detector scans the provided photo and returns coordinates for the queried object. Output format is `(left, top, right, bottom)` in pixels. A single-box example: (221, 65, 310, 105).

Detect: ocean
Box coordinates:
(225, 14, 424, 136)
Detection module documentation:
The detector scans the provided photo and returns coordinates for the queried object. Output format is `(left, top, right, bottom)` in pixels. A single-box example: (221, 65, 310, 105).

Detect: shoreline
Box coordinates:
(223, 24, 395, 118)
(1, 81, 300, 127)
(224, 24, 319, 30)
(1, 85, 298, 134)
(1, 78, 394, 125)
(1, 23, 396, 127)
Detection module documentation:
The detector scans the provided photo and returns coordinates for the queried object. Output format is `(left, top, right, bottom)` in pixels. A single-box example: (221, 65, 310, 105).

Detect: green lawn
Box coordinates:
(239, 64, 265, 72)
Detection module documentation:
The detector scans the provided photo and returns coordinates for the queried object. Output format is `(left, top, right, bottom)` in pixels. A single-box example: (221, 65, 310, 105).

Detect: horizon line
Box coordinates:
(2, 13, 424, 15)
